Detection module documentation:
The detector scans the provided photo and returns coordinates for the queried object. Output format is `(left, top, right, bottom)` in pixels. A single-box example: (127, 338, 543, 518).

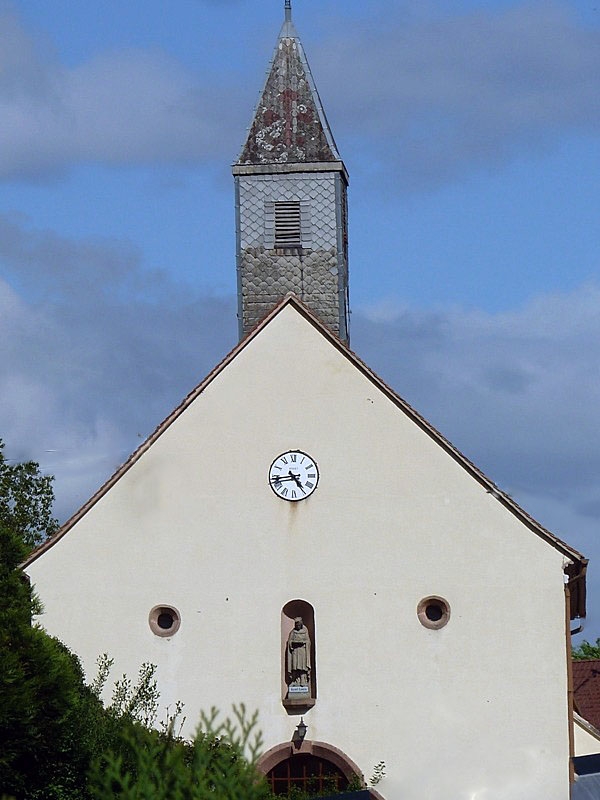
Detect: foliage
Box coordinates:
(0, 517, 103, 799)
(89, 704, 272, 800)
(198, 705, 264, 766)
(369, 760, 386, 787)
(0, 449, 94, 798)
(93, 655, 161, 730)
(0, 604, 181, 800)
(0, 439, 58, 550)
(0, 494, 167, 800)
(572, 638, 600, 660)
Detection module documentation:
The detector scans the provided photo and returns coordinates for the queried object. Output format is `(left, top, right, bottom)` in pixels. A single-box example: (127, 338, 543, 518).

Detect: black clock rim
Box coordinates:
(268, 450, 319, 501)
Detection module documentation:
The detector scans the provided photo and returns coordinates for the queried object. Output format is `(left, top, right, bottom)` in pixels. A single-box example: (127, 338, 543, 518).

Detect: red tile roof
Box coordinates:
(574, 660, 600, 730)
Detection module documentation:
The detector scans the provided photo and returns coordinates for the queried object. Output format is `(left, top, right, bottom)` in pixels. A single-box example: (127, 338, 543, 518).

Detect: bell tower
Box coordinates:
(233, 1, 350, 344)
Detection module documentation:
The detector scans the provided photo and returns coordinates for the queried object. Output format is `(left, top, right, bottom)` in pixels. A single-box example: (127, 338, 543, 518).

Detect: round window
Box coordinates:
(149, 605, 181, 637)
(417, 596, 450, 630)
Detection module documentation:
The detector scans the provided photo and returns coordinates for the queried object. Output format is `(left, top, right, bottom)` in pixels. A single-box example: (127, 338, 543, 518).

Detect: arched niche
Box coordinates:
(282, 599, 316, 709)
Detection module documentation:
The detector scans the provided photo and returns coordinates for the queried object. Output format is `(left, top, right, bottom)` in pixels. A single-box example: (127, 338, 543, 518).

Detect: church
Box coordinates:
(24, 3, 592, 798)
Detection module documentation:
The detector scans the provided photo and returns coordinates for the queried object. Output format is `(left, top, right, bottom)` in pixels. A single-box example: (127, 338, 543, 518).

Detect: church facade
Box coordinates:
(25, 5, 588, 799)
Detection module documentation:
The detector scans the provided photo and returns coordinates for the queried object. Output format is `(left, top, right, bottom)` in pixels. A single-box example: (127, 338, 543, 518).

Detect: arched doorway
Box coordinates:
(266, 753, 348, 795)
(258, 740, 380, 798)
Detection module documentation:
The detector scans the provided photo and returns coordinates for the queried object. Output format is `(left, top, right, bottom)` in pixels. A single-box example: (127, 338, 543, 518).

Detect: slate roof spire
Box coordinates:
(233, 4, 349, 344)
(236, 1, 341, 165)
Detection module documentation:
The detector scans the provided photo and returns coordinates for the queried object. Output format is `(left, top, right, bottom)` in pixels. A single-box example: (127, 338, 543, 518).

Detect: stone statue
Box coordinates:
(287, 617, 311, 688)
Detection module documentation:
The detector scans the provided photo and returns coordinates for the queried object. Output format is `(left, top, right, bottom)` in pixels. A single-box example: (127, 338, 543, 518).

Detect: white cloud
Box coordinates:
(1, 2, 599, 185)
(0, 7, 243, 179)
(2, 210, 598, 551)
(1, 1, 598, 632)
(0, 214, 237, 520)
(315, 1, 600, 186)
(353, 283, 600, 540)
(355, 285, 600, 628)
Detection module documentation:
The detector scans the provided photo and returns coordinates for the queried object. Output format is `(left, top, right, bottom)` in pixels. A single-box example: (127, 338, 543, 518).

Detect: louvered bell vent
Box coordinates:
(275, 202, 302, 249)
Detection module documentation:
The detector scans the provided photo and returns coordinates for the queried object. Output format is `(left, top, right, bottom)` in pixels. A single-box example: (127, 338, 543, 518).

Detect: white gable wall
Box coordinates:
(28, 305, 571, 800)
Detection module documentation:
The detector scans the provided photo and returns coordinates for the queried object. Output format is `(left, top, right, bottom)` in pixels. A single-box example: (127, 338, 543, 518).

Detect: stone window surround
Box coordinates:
(148, 604, 181, 637)
(417, 596, 451, 630)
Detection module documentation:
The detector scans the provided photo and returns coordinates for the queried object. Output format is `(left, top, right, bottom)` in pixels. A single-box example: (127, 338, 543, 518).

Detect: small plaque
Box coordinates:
(289, 685, 310, 695)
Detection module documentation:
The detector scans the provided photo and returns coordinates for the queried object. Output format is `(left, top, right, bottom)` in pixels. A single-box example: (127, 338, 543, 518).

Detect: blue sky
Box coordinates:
(1, 0, 600, 638)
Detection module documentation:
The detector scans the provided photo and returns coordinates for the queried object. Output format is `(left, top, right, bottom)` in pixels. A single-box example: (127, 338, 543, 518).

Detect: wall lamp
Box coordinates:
(293, 717, 308, 745)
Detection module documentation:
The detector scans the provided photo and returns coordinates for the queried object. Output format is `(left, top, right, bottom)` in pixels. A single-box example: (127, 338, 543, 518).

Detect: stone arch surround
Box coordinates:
(257, 740, 385, 799)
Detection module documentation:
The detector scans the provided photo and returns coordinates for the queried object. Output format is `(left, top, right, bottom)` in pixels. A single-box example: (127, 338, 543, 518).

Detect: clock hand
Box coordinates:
(270, 472, 305, 489)
(289, 471, 303, 489)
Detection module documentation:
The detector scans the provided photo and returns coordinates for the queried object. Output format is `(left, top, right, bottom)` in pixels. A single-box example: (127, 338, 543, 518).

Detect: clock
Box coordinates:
(269, 450, 319, 501)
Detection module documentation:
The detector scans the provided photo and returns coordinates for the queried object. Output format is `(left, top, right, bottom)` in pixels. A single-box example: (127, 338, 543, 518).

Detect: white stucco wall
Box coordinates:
(28, 304, 572, 800)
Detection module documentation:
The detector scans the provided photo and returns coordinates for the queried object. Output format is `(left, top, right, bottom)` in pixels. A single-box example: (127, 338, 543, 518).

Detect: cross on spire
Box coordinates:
(285, 0, 292, 22)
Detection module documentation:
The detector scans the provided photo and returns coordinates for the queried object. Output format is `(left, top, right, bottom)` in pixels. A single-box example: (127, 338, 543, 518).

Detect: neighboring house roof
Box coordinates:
(236, 4, 341, 165)
(573, 771, 600, 799)
(574, 661, 600, 729)
(22, 294, 587, 617)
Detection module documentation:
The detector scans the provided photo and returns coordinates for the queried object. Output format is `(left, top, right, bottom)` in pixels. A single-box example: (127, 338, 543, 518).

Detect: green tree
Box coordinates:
(573, 638, 600, 660)
(0, 439, 58, 550)
(0, 517, 105, 799)
(0, 444, 131, 799)
(0, 541, 174, 800)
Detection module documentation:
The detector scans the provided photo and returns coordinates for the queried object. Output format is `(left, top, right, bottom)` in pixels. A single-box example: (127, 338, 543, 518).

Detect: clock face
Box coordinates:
(269, 451, 319, 501)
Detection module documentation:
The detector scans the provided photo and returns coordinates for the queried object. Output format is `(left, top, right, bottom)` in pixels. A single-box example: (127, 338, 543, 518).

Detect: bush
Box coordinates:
(89, 705, 272, 800)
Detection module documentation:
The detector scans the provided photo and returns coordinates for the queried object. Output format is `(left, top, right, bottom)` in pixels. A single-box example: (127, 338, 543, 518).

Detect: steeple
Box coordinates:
(237, 1, 341, 167)
(233, 3, 350, 343)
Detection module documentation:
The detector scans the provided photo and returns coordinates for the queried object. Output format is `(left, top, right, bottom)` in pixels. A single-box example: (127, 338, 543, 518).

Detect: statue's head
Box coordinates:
(294, 617, 303, 630)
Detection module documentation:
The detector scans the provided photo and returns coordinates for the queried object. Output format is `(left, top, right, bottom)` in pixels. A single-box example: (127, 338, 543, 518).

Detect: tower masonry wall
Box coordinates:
(236, 172, 348, 339)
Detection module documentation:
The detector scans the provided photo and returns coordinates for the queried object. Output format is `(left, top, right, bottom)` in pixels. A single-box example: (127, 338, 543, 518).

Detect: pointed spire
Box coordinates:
(281, 0, 297, 40)
(236, 3, 341, 166)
